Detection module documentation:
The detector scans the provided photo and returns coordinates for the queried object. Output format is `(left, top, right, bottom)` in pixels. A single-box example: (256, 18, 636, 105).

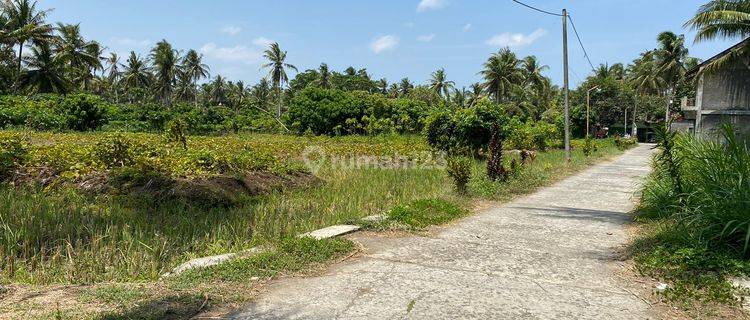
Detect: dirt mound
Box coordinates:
(123, 171, 321, 206)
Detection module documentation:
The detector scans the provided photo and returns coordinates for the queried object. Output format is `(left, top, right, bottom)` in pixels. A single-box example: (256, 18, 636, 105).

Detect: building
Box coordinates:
(681, 38, 750, 139)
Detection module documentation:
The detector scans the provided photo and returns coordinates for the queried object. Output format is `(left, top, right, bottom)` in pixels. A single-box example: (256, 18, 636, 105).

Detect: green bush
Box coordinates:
(164, 118, 188, 149)
(446, 156, 473, 193)
(94, 134, 137, 168)
(424, 99, 508, 154)
(287, 87, 427, 136)
(59, 94, 108, 131)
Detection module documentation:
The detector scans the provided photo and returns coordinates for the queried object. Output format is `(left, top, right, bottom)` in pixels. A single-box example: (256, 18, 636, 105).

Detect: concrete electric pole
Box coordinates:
(562, 9, 570, 162)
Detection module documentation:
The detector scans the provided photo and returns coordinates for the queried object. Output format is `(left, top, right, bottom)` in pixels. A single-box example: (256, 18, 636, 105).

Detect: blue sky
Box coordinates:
(44, 0, 734, 88)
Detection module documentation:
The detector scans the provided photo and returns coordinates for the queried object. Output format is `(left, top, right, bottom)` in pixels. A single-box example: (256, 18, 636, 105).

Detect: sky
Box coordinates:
(44, 0, 736, 88)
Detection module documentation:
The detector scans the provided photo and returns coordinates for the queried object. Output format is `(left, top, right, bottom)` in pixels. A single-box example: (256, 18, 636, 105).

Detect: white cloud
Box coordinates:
(462, 23, 472, 32)
(370, 35, 399, 54)
(417, 34, 435, 42)
(200, 42, 262, 64)
(486, 28, 547, 48)
(220, 26, 242, 35)
(417, 0, 448, 12)
(109, 37, 152, 48)
(252, 37, 274, 47)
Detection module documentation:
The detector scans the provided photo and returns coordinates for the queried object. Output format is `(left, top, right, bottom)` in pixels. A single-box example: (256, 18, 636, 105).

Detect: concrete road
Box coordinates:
(230, 144, 657, 320)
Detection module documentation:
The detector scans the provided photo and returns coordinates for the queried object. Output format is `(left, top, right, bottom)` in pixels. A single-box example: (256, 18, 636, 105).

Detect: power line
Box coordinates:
(567, 14, 596, 72)
(510, 1, 597, 73)
(510, 0, 563, 17)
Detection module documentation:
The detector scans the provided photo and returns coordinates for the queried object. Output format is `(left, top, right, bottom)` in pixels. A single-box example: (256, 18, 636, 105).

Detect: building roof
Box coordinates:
(687, 37, 750, 76)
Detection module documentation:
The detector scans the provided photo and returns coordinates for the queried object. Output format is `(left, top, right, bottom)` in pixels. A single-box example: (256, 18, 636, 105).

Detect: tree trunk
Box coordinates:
(15, 42, 24, 91)
(276, 86, 282, 119)
(632, 99, 638, 138)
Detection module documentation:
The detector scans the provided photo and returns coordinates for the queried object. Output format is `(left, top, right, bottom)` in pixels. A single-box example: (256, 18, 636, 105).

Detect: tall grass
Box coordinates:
(639, 125, 750, 253)
(0, 166, 449, 284)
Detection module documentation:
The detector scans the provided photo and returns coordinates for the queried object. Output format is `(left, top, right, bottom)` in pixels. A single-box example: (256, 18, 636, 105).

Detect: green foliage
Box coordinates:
(60, 94, 108, 131)
(387, 198, 467, 228)
(582, 137, 597, 156)
(164, 118, 188, 149)
(0, 136, 28, 180)
(631, 221, 750, 305)
(93, 134, 138, 168)
(614, 135, 638, 150)
(425, 99, 508, 154)
(505, 117, 558, 151)
(446, 156, 472, 193)
(286, 87, 427, 136)
(486, 123, 508, 181)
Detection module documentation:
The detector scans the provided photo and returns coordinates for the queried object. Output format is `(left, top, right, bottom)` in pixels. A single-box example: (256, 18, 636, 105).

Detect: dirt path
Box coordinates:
(229, 145, 657, 320)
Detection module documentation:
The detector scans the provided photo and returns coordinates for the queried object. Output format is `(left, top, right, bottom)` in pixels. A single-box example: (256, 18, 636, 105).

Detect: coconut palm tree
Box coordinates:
(251, 77, 272, 112)
(54, 23, 101, 88)
(181, 49, 209, 105)
(628, 50, 665, 136)
(479, 48, 523, 104)
(150, 39, 180, 107)
(208, 75, 227, 106)
(655, 31, 689, 122)
(313, 63, 331, 89)
(121, 51, 150, 100)
(1, 0, 53, 82)
(18, 41, 68, 93)
(521, 56, 549, 90)
(685, 0, 750, 72)
(104, 52, 122, 101)
(398, 78, 413, 96)
(452, 87, 469, 107)
(428, 68, 455, 100)
(262, 42, 297, 118)
(376, 78, 387, 94)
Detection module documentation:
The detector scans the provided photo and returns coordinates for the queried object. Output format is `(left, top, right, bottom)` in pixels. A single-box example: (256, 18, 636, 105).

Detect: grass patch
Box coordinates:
(173, 237, 355, 286)
(387, 198, 468, 229)
(630, 220, 750, 307)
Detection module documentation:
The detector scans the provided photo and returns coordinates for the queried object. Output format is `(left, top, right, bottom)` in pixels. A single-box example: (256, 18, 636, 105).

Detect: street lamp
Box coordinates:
(586, 85, 600, 138)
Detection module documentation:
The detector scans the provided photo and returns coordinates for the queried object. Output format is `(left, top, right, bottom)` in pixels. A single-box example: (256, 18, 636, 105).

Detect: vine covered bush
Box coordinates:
(286, 87, 428, 135)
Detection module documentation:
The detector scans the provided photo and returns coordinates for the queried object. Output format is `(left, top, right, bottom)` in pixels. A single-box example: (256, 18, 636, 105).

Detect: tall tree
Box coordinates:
(104, 52, 122, 102)
(428, 68, 455, 99)
(251, 77, 272, 112)
(181, 49, 209, 106)
(313, 63, 331, 89)
(18, 41, 68, 93)
(376, 78, 387, 94)
(54, 23, 101, 89)
(262, 42, 297, 118)
(655, 31, 689, 121)
(521, 55, 549, 96)
(480, 48, 523, 104)
(121, 51, 150, 100)
(398, 78, 413, 96)
(684, 0, 750, 72)
(150, 39, 180, 107)
(1, 0, 53, 85)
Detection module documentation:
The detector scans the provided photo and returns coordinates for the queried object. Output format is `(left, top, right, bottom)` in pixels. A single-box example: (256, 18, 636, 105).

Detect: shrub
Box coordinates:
(165, 118, 188, 149)
(424, 99, 508, 155)
(58, 94, 108, 131)
(582, 137, 597, 156)
(486, 123, 508, 181)
(446, 156, 472, 193)
(93, 134, 136, 168)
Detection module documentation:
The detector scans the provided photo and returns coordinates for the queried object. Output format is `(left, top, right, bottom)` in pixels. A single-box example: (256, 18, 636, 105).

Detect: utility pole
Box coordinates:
(624, 107, 628, 136)
(562, 9, 570, 162)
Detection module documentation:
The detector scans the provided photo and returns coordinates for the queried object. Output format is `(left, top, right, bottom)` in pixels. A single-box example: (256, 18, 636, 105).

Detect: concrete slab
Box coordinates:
(299, 225, 361, 240)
